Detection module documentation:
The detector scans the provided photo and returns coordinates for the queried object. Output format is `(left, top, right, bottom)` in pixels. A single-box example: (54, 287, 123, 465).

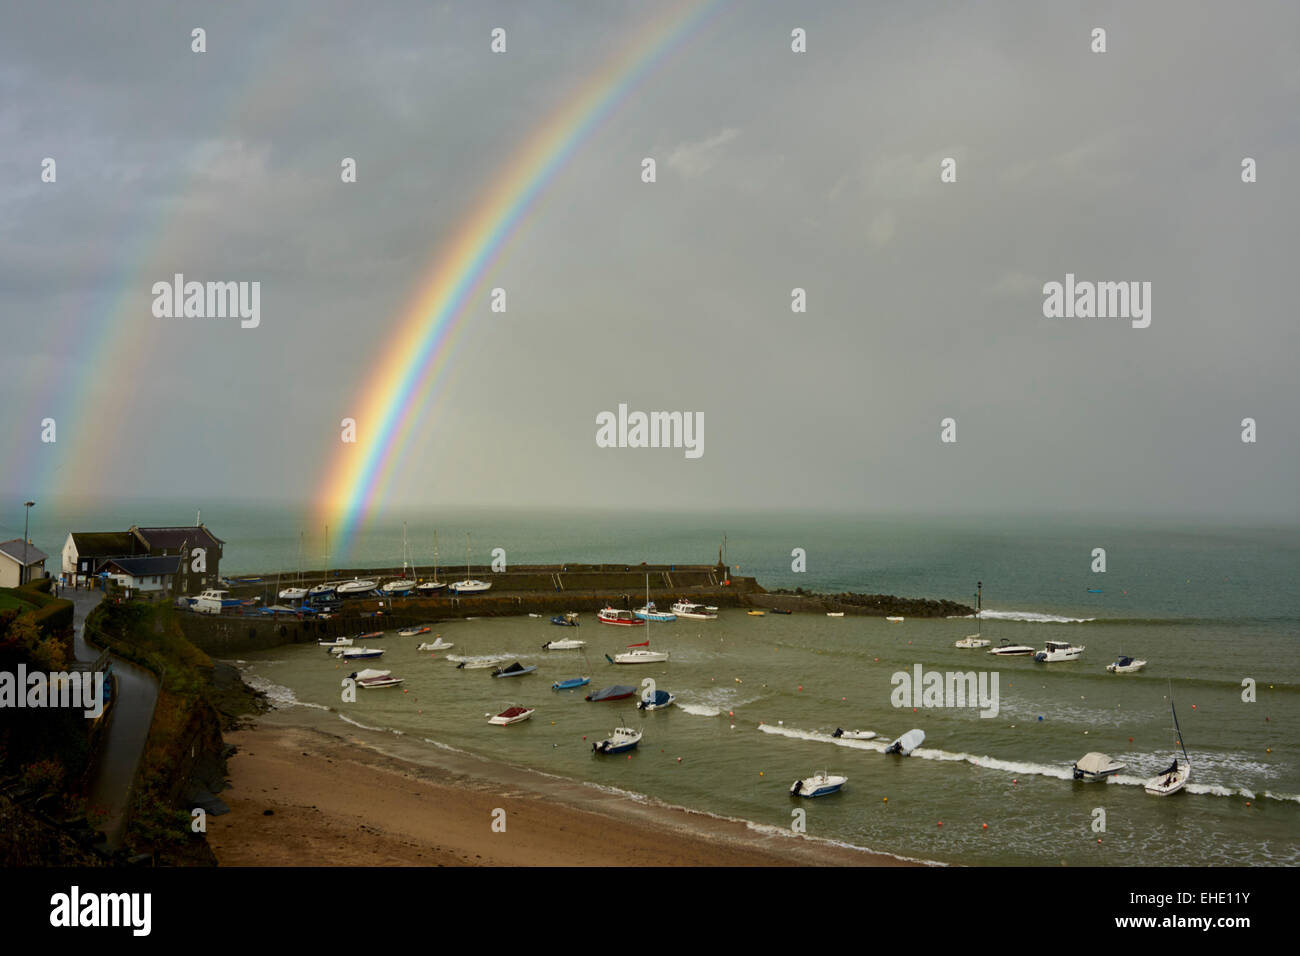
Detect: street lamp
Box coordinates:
(22, 500, 35, 586)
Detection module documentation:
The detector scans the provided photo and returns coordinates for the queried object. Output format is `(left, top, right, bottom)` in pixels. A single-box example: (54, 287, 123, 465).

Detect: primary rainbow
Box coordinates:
(317, 0, 724, 554)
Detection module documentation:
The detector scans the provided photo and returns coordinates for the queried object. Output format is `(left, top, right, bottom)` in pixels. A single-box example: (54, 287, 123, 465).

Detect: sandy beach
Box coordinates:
(207, 714, 917, 867)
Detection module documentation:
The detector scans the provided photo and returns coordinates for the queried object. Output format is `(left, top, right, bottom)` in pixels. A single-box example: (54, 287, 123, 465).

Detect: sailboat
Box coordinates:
(308, 526, 336, 598)
(417, 530, 447, 592)
(450, 532, 492, 594)
(1144, 688, 1191, 796)
(279, 532, 309, 600)
(955, 581, 990, 648)
(382, 523, 417, 594)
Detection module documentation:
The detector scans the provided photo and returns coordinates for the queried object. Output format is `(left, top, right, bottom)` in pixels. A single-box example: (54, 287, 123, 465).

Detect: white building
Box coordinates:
(0, 539, 48, 588)
(96, 555, 181, 593)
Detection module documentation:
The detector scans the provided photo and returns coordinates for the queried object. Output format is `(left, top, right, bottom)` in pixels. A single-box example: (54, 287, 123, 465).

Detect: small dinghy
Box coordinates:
(769, 608, 792, 615)
(886, 616, 904, 623)
(826, 612, 845, 618)
(1107, 655, 1146, 674)
(453, 656, 506, 670)
(319, 637, 353, 648)
(638, 689, 675, 711)
(593, 727, 642, 754)
(349, 668, 403, 688)
(417, 638, 453, 651)
(354, 630, 385, 641)
(790, 772, 846, 797)
(542, 637, 586, 650)
(585, 684, 636, 702)
(335, 646, 383, 660)
(491, 661, 537, 678)
(550, 612, 580, 627)
(831, 728, 877, 740)
(488, 706, 534, 725)
(552, 676, 591, 691)
(747, 610, 766, 617)
(884, 729, 925, 756)
(398, 625, 432, 637)
(1073, 752, 1125, 782)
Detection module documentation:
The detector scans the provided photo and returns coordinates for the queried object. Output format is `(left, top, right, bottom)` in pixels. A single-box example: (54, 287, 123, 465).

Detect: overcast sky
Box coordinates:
(2, 0, 1297, 521)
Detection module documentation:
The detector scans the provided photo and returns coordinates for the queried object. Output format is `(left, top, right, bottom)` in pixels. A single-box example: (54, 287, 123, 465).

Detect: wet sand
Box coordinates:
(207, 711, 919, 867)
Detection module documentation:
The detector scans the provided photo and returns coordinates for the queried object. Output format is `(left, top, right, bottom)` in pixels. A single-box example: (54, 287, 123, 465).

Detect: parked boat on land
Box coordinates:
(450, 532, 492, 594)
(488, 706, 534, 725)
(192, 589, 236, 615)
(337, 577, 378, 595)
(593, 727, 642, 754)
(381, 524, 417, 595)
(1073, 752, 1125, 782)
(790, 772, 846, 797)
(417, 530, 447, 592)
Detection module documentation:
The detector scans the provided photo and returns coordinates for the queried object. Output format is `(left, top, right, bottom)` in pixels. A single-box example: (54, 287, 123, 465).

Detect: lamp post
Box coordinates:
(22, 500, 35, 586)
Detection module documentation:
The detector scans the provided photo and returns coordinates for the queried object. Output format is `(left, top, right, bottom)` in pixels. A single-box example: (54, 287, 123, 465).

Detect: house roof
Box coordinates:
(132, 525, 224, 550)
(69, 532, 140, 556)
(0, 539, 48, 566)
(95, 555, 182, 577)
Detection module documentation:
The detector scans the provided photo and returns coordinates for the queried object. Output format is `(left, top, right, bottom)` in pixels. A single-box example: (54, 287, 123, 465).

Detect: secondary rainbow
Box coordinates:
(317, 0, 725, 554)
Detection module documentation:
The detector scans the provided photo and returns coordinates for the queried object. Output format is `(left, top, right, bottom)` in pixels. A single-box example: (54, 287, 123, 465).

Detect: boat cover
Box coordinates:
(586, 685, 635, 702)
(1074, 752, 1123, 775)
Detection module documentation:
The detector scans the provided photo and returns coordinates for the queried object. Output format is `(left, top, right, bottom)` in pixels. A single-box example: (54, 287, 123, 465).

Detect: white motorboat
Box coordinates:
(886, 616, 904, 623)
(319, 637, 354, 648)
(956, 581, 990, 647)
(337, 577, 378, 595)
(638, 689, 675, 710)
(450, 532, 492, 594)
(542, 637, 586, 650)
(607, 645, 668, 664)
(192, 589, 234, 615)
(1073, 752, 1125, 782)
(987, 639, 1036, 656)
(398, 624, 432, 636)
(831, 728, 877, 740)
(593, 727, 642, 754)
(884, 729, 925, 756)
(488, 706, 534, 725)
(1145, 690, 1191, 796)
(825, 612, 845, 618)
(671, 601, 717, 620)
(349, 668, 403, 688)
(790, 772, 847, 797)
(598, 608, 645, 626)
(451, 656, 506, 670)
(1034, 640, 1085, 662)
(417, 638, 454, 651)
(334, 646, 383, 660)
(1107, 655, 1147, 674)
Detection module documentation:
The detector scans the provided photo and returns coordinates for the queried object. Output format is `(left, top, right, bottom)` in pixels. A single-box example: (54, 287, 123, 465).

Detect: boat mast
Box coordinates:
(976, 580, 982, 639)
(1170, 682, 1189, 763)
(433, 529, 438, 582)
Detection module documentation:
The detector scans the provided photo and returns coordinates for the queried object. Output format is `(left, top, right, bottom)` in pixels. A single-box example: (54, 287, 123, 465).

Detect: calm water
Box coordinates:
(15, 498, 1298, 864)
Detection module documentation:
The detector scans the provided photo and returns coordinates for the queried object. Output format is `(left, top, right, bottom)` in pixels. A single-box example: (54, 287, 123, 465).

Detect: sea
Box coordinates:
(14, 497, 1299, 866)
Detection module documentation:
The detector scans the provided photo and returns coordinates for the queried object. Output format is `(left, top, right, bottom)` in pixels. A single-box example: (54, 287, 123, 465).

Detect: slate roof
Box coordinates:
(69, 532, 140, 556)
(132, 526, 224, 549)
(95, 555, 182, 577)
(0, 539, 48, 566)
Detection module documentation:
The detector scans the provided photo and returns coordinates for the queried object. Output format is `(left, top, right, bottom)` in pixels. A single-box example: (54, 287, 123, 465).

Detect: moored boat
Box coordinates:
(790, 772, 847, 797)
(884, 729, 925, 756)
(398, 625, 432, 637)
(638, 689, 675, 710)
(1107, 655, 1147, 674)
(319, 637, 353, 648)
(671, 601, 717, 620)
(987, 639, 1036, 656)
(597, 607, 645, 626)
(1073, 752, 1125, 782)
(826, 612, 844, 618)
(491, 661, 537, 678)
(1144, 690, 1191, 796)
(886, 616, 904, 622)
(593, 727, 642, 754)
(488, 706, 534, 725)
(552, 676, 591, 691)
(633, 602, 676, 622)
(452, 656, 505, 670)
(831, 728, 877, 740)
(585, 684, 636, 702)
(550, 612, 580, 627)
(417, 638, 453, 651)
(334, 646, 384, 660)
(1033, 640, 1085, 662)
(349, 668, 402, 688)
(542, 637, 586, 650)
